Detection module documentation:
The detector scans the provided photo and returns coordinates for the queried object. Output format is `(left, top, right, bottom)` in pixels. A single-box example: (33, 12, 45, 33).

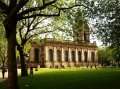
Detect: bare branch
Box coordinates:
(27, 30, 55, 41)
(26, 19, 68, 41)
(29, 17, 37, 27)
(19, 24, 24, 40)
(30, 17, 48, 31)
(31, 22, 53, 31)
(24, 17, 47, 39)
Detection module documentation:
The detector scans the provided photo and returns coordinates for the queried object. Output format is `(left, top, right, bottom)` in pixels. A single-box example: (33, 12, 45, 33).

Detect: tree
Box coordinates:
(0, 0, 91, 89)
(0, 25, 7, 67)
(98, 47, 114, 66)
(17, 14, 75, 76)
(84, 0, 120, 66)
(16, 16, 64, 77)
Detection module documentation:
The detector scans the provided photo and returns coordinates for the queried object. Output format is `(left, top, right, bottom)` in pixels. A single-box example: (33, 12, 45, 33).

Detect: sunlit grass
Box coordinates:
(0, 67, 120, 89)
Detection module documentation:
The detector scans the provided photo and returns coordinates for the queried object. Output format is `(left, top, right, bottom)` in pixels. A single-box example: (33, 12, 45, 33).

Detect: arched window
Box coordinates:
(91, 52, 95, 62)
(78, 51, 81, 62)
(84, 51, 87, 62)
(49, 49, 53, 62)
(34, 48, 39, 63)
(71, 51, 75, 62)
(64, 50, 68, 62)
(57, 50, 61, 62)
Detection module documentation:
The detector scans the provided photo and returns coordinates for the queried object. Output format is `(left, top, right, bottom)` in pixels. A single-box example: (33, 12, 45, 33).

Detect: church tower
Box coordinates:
(72, 9, 90, 43)
(74, 22, 90, 43)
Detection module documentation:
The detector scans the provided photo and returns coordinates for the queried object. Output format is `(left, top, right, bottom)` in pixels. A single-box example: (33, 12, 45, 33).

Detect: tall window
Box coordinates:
(64, 50, 68, 62)
(57, 50, 61, 62)
(71, 51, 75, 62)
(76, 33, 79, 42)
(84, 51, 87, 62)
(78, 51, 81, 62)
(91, 52, 95, 62)
(34, 48, 39, 63)
(49, 49, 53, 62)
(84, 32, 87, 41)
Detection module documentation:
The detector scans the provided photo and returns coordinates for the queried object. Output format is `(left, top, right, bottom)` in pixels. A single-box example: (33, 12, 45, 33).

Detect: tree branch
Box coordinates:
(18, 3, 92, 20)
(56, 4, 92, 12)
(15, 0, 29, 13)
(19, 24, 24, 40)
(0, 49, 4, 60)
(24, 17, 46, 39)
(7, 0, 28, 16)
(43, 0, 45, 5)
(18, 0, 57, 18)
(0, 0, 8, 14)
(27, 30, 55, 41)
(29, 17, 48, 31)
(26, 19, 67, 41)
(18, 13, 60, 20)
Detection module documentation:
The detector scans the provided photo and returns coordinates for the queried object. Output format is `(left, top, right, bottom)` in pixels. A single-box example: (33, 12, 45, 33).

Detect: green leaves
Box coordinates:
(98, 47, 114, 62)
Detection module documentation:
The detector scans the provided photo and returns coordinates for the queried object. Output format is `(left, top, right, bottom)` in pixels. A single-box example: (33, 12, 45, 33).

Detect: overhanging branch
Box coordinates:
(14, 0, 29, 14)
(7, 0, 29, 17)
(18, 3, 92, 20)
(18, 13, 60, 20)
(57, 4, 92, 12)
(27, 30, 55, 41)
(18, 0, 57, 18)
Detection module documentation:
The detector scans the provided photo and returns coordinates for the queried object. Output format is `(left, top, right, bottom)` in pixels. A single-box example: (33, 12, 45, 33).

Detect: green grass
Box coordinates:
(0, 68, 120, 89)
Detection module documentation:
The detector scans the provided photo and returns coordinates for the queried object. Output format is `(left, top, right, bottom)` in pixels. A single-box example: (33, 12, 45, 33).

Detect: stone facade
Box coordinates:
(29, 26, 98, 68)
(29, 39, 98, 68)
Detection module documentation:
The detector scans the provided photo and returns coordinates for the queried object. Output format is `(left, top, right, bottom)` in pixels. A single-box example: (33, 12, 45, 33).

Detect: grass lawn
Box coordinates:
(0, 67, 120, 89)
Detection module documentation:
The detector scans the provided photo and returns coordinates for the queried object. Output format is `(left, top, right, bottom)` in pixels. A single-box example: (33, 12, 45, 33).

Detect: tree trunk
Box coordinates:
(19, 47, 28, 76)
(4, 18, 19, 89)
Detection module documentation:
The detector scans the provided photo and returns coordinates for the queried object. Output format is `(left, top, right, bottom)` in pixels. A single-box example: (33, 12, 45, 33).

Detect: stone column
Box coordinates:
(75, 48, 78, 62)
(44, 46, 48, 62)
(68, 47, 71, 62)
(75, 48, 78, 66)
(53, 46, 56, 62)
(61, 47, 64, 62)
(30, 47, 34, 62)
(94, 49, 98, 62)
(87, 49, 91, 62)
(81, 48, 84, 62)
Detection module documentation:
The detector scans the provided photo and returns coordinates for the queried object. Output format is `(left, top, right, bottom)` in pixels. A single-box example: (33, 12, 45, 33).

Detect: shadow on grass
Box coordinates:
(0, 68, 120, 89)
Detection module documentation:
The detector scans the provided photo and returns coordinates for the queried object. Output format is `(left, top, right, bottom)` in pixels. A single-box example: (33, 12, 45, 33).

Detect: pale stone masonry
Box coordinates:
(29, 38, 98, 68)
(29, 26, 98, 68)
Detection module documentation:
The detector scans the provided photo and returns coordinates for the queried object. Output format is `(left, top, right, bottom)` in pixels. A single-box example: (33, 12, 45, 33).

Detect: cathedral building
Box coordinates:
(29, 25, 98, 68)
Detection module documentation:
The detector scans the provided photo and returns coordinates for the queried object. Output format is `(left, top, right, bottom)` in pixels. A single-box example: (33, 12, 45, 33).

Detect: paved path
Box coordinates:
(0, 71, 8, 83)
(0, 69, 21, 83)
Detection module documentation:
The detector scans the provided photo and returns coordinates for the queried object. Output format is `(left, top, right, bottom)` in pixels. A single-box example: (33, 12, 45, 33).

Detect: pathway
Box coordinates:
(0, 71, 8, 83)
(0, 69, 21, 83)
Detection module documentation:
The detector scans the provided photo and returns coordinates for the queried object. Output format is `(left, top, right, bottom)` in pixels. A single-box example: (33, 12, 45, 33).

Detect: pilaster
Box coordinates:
(44, 46, 48, 62)
(68, 47, 71, 62)
(81, 48, 84, 62)
(75, 48, 78, 62)
(53, 46, 56, 62)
